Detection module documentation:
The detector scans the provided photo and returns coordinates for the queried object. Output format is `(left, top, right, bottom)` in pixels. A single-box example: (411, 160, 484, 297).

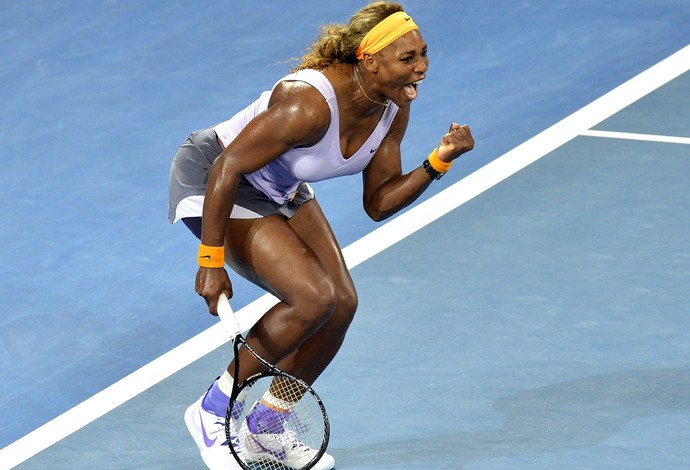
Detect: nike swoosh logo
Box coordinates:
(199, 255, 212, 260)
(370, 148, 379, 154)
(200, 414, 217, 447)
(405, 17, 411, 21)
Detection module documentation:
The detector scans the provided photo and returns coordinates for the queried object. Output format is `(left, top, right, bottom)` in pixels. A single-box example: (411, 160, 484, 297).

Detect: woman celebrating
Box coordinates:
(169, 2, 474, 469)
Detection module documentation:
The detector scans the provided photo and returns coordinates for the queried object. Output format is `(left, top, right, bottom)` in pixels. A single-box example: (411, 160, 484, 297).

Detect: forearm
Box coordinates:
(200, 161, 240, 247)
(364, 165, 433, 222)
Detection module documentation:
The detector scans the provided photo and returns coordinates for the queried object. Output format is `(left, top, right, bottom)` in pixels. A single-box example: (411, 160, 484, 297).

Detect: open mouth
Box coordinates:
(403, 79, 424, 100)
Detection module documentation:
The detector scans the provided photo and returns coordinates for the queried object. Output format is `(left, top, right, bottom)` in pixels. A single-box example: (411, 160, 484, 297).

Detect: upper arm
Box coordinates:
(216, 81, 330, 175)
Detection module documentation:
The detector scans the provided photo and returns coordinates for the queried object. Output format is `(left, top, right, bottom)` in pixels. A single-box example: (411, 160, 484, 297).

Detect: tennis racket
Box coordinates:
(217, 293, 330, 470)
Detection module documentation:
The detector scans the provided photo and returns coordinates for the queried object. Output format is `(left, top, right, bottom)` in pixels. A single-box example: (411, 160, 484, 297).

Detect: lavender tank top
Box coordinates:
(213, 69, 399, 203)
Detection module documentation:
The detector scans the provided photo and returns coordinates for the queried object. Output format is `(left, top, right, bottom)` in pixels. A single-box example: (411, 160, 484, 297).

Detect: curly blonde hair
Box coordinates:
(292, 1, 405, 71)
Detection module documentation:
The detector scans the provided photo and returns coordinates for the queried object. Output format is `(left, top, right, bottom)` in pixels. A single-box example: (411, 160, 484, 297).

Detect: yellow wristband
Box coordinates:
(427, 148, 452, 173)
(198, 244, 225, 268)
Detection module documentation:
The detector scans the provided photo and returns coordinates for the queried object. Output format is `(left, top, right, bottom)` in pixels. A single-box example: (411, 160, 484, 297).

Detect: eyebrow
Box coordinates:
(400, 44, 428, 56)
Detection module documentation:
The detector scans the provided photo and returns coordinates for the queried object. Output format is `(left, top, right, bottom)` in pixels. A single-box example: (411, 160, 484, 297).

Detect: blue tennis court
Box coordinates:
(1, 1, 689, 469)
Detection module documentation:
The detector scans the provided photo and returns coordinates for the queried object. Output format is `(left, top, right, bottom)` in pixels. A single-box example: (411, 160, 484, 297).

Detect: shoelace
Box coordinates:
(275, 423, 313, 454)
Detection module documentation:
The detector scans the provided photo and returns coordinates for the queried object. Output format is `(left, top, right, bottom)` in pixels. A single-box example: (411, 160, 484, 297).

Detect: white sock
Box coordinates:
(218, 369, 234, 397)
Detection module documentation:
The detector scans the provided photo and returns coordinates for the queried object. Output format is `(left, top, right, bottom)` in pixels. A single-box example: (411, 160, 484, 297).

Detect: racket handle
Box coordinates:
(218, 293, 242, 338)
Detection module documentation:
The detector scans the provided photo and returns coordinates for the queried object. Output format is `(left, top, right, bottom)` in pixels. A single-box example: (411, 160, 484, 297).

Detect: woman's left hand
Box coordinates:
(437, 123, 474, 163)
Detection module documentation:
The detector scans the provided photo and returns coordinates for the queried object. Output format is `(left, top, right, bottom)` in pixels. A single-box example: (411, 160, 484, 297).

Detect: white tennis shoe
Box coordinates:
(240, 420, 335, 470)
(184, 393, 243, 470)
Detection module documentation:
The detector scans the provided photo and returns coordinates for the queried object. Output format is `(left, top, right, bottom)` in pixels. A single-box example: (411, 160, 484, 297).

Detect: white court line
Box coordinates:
(2, 42, 689, 470)
(581, 129, 690, 145)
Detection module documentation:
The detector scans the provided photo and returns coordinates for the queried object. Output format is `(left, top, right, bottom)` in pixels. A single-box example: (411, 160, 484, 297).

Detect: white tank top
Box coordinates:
(213, 69, 399, 203)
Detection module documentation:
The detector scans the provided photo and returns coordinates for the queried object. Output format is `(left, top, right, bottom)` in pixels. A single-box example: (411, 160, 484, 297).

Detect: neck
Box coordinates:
(353, 64, 389, 108)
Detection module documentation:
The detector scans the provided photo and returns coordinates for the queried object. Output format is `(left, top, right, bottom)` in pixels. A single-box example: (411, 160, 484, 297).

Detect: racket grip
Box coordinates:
(218, 293, 242, 337)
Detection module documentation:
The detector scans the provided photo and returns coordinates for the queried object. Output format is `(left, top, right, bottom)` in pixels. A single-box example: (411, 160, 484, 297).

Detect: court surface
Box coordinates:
(1, 1, 689, 469)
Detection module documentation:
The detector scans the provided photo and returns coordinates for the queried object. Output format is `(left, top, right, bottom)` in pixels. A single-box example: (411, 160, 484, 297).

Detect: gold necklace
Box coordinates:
(353, 65, 390, 107)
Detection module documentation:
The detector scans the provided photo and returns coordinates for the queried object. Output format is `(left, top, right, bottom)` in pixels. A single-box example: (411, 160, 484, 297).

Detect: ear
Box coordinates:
(360, 53, 380, 74)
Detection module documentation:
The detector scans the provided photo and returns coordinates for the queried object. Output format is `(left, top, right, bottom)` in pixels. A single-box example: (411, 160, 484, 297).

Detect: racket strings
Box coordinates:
(227, 374, 328, 470)
(265, 376, 307, 409)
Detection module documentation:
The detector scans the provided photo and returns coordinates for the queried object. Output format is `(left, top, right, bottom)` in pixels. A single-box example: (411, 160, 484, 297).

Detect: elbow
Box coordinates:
(369, 212, 386, 223)
(364, 193, 401, 222)
(365, 205, 393, 223)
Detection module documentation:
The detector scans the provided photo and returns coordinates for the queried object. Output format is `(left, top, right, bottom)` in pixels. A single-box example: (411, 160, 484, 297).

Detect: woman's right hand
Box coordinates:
(195, 267, 233, 315)
(437, 123, 474, 163)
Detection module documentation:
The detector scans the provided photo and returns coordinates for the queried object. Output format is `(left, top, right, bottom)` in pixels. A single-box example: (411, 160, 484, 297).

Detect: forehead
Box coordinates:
(383, 29, 427, 56)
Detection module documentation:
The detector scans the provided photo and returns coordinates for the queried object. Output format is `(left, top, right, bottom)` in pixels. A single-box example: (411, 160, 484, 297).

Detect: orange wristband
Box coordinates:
(197, 244, 225, 268)
(427, 148, 452, 173)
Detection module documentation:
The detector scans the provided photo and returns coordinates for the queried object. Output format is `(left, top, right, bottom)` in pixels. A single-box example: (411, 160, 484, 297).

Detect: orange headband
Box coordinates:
(355, 11, 419, 60)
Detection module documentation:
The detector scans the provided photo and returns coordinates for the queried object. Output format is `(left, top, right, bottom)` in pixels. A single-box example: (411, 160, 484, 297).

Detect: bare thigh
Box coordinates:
(220, 199, 355, 372)
(224, 199, 353, 303)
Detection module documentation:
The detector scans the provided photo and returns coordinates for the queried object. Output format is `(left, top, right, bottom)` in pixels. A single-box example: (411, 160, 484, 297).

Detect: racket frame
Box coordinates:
(217, 294, 330, 470)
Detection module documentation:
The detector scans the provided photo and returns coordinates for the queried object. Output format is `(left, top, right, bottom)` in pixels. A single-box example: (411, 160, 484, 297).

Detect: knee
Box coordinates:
(331, 286, 358, 331)
(293, 278, 339, 333)
(291, 279, 358, 336)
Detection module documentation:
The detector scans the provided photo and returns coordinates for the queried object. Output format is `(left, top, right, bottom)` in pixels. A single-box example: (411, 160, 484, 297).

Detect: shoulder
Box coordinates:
(262, 75, 332, 147)
(269, 70, 333, 108)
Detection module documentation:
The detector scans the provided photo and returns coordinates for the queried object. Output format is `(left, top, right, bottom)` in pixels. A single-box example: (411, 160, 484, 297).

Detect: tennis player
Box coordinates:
(168, 2, 474, 469)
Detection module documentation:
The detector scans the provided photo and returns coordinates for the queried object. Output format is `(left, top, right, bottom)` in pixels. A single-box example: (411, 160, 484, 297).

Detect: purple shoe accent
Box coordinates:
(199, 412, 219, 447)
(201, 380, 231, 416)
(246, 403, 290, 434)
(231, 400, 245, 420)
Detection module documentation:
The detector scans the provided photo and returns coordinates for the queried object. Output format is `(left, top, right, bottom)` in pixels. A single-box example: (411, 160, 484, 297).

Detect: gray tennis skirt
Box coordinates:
(168, 128, 314, 224)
